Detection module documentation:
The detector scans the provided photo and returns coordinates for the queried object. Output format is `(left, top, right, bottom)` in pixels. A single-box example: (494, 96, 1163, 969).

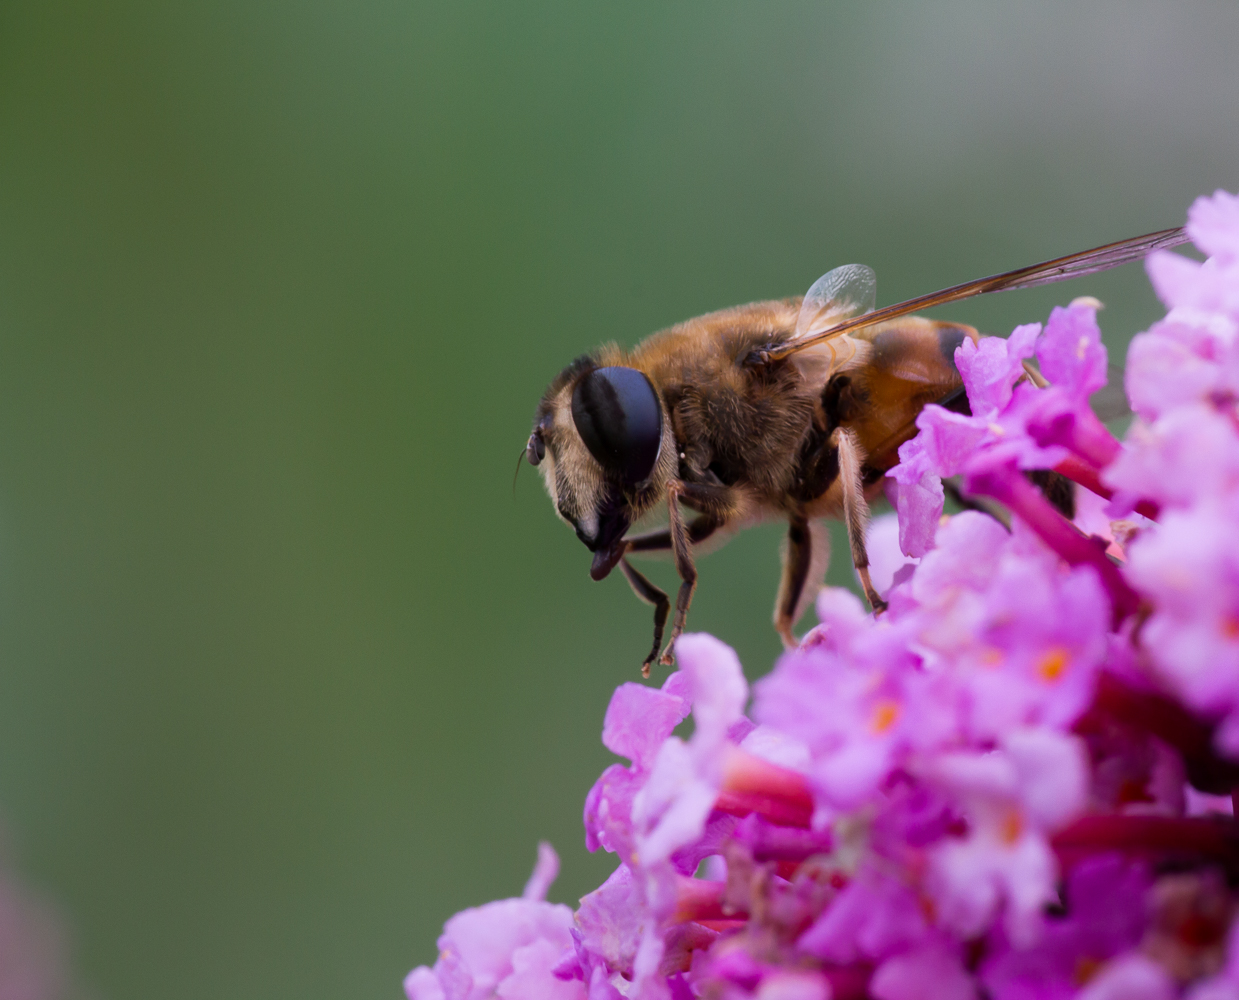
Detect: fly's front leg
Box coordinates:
(622, 480, 733, 670)
(625, 515, 720, 553)
(622, 514, 720, 675)
(619, 558, 670, 678)
(659, 480, 698, 666)
(833, 427, 887, 612)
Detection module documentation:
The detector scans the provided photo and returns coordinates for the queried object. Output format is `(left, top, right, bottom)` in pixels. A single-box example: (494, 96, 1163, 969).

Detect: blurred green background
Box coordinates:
(0, 2, 1236, 997)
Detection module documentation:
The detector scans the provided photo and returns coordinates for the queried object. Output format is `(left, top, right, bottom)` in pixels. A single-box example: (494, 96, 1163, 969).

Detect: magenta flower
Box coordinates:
(870, 943, 976, 1000)
(1124, 503, 1239, 750)
(1146, 191, 1239, 319)
(1020, 302, 1124, 472)
(796, 864, 930, 963)
(755, 590, 953, 814)
(922, 729, 1088, 947)
(584, 671, 692, 862)
(1105, 404, 1239, 513)
(980, 853, 1151, 1000)
(1186, 921, 1239, 1000)
(959, 322, 1043, 417)
(859, 513, 919, 600)
(889, 303, 1115, 557)
(407, 189, 1239, 1000)
(952, 546, 1109, 740)
(1124, 312, 1239, 426)
(883, 318, 1037, 558)
(631, 634, 748, 867)
(571, 863, 645, 984)
(962, 451, 1140, 622)
(405, 844, 582, 1000)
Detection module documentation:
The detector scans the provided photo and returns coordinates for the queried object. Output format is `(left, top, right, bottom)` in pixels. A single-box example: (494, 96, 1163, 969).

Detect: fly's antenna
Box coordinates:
(512, 448, 525, 495)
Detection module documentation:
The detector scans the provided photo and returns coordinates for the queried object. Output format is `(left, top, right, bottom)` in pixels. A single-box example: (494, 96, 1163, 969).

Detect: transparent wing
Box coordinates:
(794, 264, 877, 339)
(757, 226, 1188, 364)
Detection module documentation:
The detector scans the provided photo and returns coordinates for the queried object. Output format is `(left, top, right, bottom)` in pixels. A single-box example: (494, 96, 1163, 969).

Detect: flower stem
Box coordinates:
(1052, 454, 1160, 520)
(1053, 815, 1239, 871)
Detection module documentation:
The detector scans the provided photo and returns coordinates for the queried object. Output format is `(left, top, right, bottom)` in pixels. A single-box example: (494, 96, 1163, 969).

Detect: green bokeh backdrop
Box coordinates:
(0, 3, 1237, 997)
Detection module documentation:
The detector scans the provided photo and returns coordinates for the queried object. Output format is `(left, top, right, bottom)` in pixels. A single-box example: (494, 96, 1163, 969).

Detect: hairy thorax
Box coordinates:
(621, 300, 821, 507)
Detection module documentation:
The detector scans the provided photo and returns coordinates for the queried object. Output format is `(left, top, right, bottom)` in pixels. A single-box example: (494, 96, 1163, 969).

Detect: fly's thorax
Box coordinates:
(788, 333, 872, 395)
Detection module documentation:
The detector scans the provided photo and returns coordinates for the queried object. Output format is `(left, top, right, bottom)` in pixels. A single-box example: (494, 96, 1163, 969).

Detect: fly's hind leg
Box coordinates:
(834, 427, 887, 612)
(774, 514, 832, 648)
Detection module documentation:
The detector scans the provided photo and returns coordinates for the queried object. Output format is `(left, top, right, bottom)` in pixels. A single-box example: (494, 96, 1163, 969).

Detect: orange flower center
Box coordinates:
(1073, 955, 1102, 985)
(1000, 808, 1023, 845)
(870, 699, 901, 734)
(1036, 647, 1070, 682)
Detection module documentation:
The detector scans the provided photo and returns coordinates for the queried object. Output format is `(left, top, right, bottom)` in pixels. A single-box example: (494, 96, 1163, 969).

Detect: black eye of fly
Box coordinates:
(571, 366, 663, 484)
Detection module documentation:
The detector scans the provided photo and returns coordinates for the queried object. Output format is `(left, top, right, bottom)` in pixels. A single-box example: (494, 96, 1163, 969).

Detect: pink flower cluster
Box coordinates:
(407, 191, 1239, 1000)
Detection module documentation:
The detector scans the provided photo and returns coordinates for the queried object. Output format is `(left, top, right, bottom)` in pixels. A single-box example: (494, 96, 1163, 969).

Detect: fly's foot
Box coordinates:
(857, 566, 888, 615)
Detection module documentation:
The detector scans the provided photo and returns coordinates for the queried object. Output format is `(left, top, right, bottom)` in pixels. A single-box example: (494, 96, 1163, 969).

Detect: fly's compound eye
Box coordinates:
(571, 366, 663, 485)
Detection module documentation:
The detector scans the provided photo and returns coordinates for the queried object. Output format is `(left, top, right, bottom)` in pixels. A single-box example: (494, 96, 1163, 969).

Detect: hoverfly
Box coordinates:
(525, 227, 1188, 674)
